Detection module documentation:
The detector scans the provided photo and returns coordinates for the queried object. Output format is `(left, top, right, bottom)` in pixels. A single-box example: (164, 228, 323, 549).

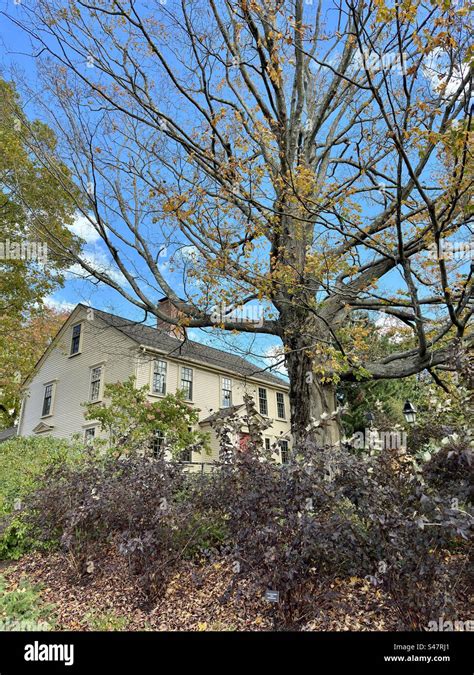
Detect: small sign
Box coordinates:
(265, 590, 280, 603)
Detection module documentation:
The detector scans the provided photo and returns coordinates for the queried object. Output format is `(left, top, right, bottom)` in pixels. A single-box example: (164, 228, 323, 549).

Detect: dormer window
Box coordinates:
(70, 324, 82, 355)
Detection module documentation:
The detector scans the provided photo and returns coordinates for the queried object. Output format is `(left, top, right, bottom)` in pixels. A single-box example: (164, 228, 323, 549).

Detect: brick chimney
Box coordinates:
(156, 297, 187, 340)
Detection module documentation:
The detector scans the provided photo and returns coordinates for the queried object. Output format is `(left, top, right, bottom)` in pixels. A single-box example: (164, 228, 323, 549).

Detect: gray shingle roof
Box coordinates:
(0, 426, 17, 443)
(87, 306, 288, 389)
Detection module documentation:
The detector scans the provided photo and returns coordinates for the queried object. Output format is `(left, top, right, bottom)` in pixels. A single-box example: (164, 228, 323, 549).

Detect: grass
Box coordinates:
(0, 573, 56, 630)
(83, 609, 129, 631)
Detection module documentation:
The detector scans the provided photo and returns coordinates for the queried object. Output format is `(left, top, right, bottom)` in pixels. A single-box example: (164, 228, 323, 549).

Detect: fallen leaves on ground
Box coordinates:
(2, 551, 402, 631)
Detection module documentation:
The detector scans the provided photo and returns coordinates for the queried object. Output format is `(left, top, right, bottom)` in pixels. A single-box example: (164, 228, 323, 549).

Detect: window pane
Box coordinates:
(42, 384, 53, 416)
(179, 448, 192, 462)
(85, 427, 95, 443)
(181, 367, 193, 400)
(276, 392, 286, 419)
(280, 440, 289, 464)
(152, 430, 165, 458)
(222, 378, 232, 407)
(258, 388, 268, 415)
(71, 324, 81, 354)
(153, 360, 167, 394)
(90, 367, 102, 402)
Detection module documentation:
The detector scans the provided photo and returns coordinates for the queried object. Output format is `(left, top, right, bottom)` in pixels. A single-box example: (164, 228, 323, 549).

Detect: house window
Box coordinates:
(84, 427, 96, 444)
(152, 360, 167, 395)
(222, 377, 232, 408)
(258, 387, 268, 416)
(276, 392, 286, 419)
(70, 324, 82, 355)
(42, 383, 54, 417)
(89, 366, 103, 402)
(179, 448, 192, 463)
(265, 437, 271, 451)
(180, 425, 193, 462)
(181, 367, 193, 400)
(280, 440, 289, 464)
(152, 430, 165, 458)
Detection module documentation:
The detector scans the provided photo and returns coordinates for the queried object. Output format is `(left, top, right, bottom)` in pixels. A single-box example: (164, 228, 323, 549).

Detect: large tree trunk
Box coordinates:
(281, 308, 340, 449)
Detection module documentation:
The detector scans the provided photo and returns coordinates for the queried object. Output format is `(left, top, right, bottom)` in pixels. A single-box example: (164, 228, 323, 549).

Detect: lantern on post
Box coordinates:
(403, 400, 417, 424)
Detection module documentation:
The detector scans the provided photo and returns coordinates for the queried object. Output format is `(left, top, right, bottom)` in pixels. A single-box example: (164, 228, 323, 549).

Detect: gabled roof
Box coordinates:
(199, 404, 245, 425)
(199, 404, 269, 426)
(83, 305, 289, 389)
(32, 422, 54, 434)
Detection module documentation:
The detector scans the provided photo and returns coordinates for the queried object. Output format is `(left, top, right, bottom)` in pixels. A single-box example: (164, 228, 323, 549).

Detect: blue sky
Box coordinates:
(0, 1, 470, 377)
(0, 4, 288, 374)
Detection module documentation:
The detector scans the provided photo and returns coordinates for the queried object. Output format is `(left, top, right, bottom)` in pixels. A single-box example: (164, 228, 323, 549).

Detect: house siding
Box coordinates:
(19, 307, 138, 440)
(136, 350, 291, 463)
(19, 306, 292, 461)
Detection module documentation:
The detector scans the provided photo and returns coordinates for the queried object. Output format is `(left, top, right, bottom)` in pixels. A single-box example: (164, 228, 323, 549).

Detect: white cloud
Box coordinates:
(375, 313, 409, 343)
(177, 245, 200, 263)
(67, 214, 127, 283)
(44, 296, 76, 313)
(263, 345, 288, 375)
(422, 48, 469, 98)
(69, 214, 101, 245)
(67, 248, 126, 285)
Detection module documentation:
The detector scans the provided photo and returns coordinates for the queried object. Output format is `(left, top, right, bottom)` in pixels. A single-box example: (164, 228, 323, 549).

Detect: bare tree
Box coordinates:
(4, 0, 472, 445)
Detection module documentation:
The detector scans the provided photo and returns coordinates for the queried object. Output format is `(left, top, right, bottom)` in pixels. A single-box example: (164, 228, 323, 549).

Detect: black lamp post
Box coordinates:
(403, 400, 417, 424)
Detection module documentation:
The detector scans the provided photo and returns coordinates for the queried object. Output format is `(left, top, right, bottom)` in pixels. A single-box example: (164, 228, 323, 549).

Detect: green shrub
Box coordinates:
(23, 395, 473, 630)
(0, 574, 56, 630)
(0, 516, 29, 560)
(0, 436, 88, 559)
(180, 512, 229, 559)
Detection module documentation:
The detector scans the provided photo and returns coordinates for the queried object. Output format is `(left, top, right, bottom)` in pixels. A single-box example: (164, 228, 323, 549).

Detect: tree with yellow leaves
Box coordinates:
(4, 0, 472, 446)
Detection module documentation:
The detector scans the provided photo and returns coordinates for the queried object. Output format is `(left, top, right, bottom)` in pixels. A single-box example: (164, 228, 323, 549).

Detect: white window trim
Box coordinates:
(41, 380, 57, 418)
(69, 322, 84, 357)
(258, 387, 268, 416)
(89, 362, 105, 403)
(152, 429, 166, 458)
(150, 358, 167, 397)
(83, 424, 97, 443)
(275, 391, 287, 420)
(279, 439, 290, 463)
(220, 376, 233, 408)
(179, 365, 194, 402)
